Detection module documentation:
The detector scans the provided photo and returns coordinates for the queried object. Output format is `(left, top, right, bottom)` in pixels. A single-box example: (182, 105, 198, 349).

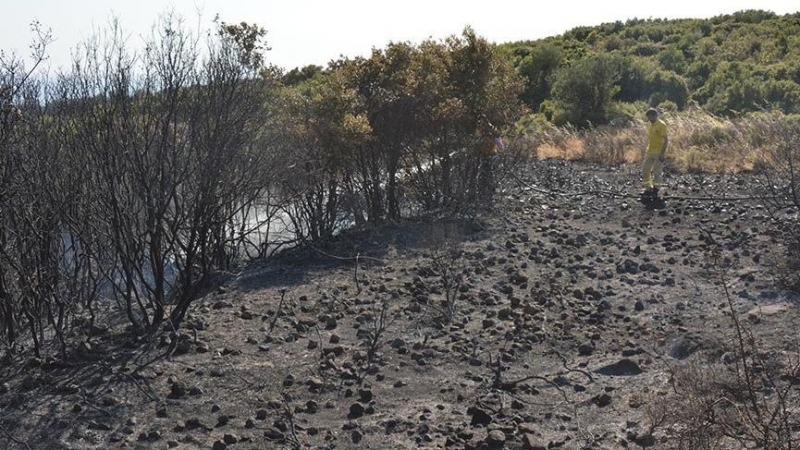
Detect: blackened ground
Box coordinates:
(1, 160, 798, 450)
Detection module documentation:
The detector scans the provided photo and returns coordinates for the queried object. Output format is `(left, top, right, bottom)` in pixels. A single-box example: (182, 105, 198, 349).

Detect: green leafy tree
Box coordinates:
(217, 21, 269, 68)
(282, 64, 324, 86)
(517, 43, 563, 109)
(647, 69, 690, 108)
(657, 45, 688, 74)
(278, 72, 371, 241)
(551, 53, 621, 126)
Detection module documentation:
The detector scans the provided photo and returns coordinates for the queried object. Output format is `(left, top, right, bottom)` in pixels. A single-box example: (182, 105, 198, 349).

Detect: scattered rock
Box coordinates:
(746, 303, 789, 319)
(358, 389, 373, 403)
(595, 359, 643, 376)
(486, 429, 506, 448)
(349, 402, 365, 419)
(578, 342, 594, 356)
(522, 433, 548, 450)
(264, 427, 284, 440)
(170, 381, 187, 398)
(185, 418, 212, 431)
(592, 393, 613, 407)
(632, 432, 657, 447)
(668, 335, 702, 360)
(469, 406, 493, 426)
(511, 270, 528, 285)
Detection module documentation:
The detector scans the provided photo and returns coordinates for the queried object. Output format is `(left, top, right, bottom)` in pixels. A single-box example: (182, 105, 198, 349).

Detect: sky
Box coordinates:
(1, 0, 799, 72)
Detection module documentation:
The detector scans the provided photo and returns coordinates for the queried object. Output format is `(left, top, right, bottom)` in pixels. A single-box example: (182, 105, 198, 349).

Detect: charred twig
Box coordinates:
(354, 253, 361, 295)
(488, 353, 570, 404)
(0, 422, 31, 450)
(552, 349, 595, 383)
(119, 372, 158, 402)
(268, 289, 288, 334)
(282, 396, 302, 450)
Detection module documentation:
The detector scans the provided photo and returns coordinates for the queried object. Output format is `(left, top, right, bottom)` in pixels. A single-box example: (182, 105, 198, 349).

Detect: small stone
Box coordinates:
(469, 406, 493, 426)
(264, 427, 284, 440)
(223, 433, 238, 444)
(170, 381, 187, 398)
(594, 359, 643, 376)
(325, 317, 338, 330)
(592, 393, 613, 407)
(185, 418, 212, 431)
(358, 389, 373, 403)
(306, 377, 325, 391)
(189, 386, 204, 396)
(212, 440, 227, 450)
(632, 432, 656, 447)
(522, 433, 547, 449)
(196, 341, 210, 353)
(175, 339, 192, 354)
(511, 270, 528, 285)
(348, 403, 365, 418)
(486, 429, 506, 447)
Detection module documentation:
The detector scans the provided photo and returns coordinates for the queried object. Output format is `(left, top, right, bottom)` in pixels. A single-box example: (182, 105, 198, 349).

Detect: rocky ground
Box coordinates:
(1, 160, 799, 450)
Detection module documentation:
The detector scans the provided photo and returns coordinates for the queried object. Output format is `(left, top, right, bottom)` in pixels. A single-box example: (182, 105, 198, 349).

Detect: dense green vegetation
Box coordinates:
(497, 9, 800, 125)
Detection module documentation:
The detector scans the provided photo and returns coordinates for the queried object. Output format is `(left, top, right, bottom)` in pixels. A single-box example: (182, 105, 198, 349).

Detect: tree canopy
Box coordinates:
(497, 10, 800, 122)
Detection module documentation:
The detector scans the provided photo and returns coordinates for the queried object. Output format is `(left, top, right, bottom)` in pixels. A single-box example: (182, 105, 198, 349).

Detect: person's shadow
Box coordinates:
(640, 194, 666, 210)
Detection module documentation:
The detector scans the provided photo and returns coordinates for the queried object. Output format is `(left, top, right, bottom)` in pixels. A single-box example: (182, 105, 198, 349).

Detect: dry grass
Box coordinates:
(521, 110, 797, 174)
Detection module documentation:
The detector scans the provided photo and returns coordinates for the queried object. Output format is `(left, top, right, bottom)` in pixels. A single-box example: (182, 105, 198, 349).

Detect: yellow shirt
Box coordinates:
(647, 119, 667, 154)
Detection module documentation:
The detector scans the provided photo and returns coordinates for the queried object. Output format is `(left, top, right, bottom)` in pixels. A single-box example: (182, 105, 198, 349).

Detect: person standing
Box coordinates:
(477, 116, 504, 200)
(642, 108, 668, 196)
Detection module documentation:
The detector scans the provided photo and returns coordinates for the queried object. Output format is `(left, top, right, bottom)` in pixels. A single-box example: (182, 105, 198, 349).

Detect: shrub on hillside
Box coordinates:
(551, 54, 621, 127)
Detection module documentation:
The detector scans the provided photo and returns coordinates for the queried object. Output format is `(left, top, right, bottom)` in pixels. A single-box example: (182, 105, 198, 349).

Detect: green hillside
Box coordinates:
(497, 10, 800, 124)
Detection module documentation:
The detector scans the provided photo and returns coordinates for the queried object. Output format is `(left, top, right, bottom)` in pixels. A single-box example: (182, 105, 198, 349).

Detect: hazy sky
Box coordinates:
(2, 0, 799, 72)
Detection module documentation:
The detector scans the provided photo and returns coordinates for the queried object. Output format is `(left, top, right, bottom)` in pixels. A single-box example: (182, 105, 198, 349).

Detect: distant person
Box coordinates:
(477, 116, 505, 200)
(642, 108, 668, 196)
